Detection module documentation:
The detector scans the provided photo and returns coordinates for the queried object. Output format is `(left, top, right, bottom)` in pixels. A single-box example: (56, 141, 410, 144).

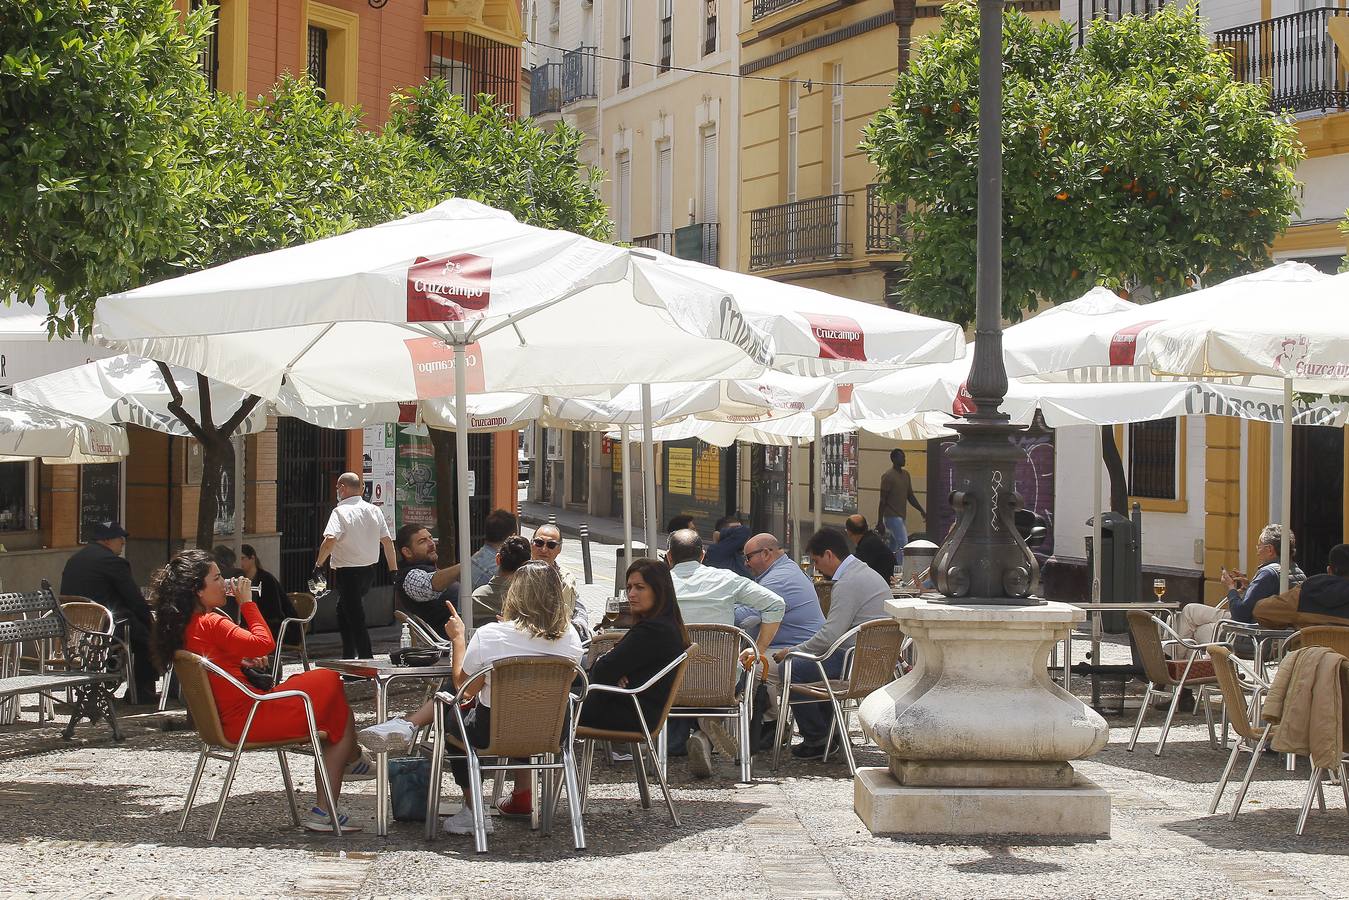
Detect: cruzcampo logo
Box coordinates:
(804, 313, 866, 362)
(1108, 320, 1161, 366)
(406, 253, 493, 322)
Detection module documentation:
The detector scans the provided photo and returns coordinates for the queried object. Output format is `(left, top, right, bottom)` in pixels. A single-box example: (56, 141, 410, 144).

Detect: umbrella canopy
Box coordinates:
(283, 393, 544, 432)
(12, 354, 269, 437)
(0, 394, 128, 463)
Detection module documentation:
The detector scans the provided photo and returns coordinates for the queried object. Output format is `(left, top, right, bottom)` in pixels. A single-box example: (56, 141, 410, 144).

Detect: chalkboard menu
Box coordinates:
(79, 463, 122, 542)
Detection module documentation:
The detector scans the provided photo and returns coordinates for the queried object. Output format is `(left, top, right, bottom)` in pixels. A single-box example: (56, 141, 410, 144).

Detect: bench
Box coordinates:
(0, 580, 125, 741)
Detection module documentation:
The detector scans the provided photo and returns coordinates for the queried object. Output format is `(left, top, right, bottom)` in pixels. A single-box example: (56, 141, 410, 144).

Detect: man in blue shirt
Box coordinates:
(743, 532, 825, 650)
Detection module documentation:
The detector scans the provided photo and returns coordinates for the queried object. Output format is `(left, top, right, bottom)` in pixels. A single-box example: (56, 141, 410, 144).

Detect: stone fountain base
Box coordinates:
(854, 597, 1111, 837)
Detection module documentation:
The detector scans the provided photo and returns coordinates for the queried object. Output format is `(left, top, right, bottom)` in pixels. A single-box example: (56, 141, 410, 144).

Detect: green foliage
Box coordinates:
(0, 0, 211, 336)
(386, 82, 610, 241)
(862, 1, 1304, 325)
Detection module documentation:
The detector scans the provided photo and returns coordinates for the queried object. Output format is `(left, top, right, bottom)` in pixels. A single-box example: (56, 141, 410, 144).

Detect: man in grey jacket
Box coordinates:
(773, 527, 890, 760)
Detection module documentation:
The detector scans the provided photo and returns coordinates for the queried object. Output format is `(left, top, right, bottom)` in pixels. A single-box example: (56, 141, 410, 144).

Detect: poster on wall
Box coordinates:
(927, 431, 1056, 557)
(661, 438, 733, 535)
(395, 426, 438, 531)
(362, 424, 397, 531)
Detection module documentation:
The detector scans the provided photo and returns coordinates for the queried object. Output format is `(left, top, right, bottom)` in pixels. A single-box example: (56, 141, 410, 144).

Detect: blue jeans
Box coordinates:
(788, 650, 846, 745)
(883, 515, 908, 562)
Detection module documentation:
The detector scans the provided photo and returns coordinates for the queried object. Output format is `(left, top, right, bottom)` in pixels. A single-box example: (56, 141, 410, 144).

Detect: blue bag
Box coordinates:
(388, 757, 431, 822)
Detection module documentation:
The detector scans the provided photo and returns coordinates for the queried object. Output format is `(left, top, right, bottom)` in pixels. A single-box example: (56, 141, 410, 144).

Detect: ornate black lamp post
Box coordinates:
(930, 0, 1041, 605)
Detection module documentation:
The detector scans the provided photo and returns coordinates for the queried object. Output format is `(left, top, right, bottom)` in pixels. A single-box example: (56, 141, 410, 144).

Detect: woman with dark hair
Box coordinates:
(579, 558, 690, 734)
(151, 550, 370, 833)
(238, 544, 297, 640)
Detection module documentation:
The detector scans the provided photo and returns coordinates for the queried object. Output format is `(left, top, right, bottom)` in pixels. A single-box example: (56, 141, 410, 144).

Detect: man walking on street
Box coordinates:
(315, 472, 397, 659)
(878, 448, 925, 562)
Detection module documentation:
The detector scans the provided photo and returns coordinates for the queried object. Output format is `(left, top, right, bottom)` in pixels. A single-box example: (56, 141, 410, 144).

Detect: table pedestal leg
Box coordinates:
(376, 681, 388, 836)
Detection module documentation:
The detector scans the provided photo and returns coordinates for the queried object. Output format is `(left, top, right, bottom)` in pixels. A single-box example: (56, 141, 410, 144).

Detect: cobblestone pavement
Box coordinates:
(2, 533, 1346, 897)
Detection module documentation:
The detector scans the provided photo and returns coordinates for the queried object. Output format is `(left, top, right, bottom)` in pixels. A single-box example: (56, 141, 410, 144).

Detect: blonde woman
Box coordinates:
(358, 561, 583, 835)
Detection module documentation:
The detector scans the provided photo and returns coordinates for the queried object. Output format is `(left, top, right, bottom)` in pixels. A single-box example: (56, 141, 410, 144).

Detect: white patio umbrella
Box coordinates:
(1001, 263, 1337, 592)
(0, 394, 128, 463)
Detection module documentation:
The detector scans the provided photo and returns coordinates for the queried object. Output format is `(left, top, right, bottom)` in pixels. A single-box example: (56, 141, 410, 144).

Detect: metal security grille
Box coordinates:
(749, 194, 853, 271)
(466, 433, 491, 548)
(307, 25, 328, 92)
(276, 419, 346, 593)
(1076, 0, 1166, 45)
(866, 183, 906, 253)
(659, 0, 673, 72)
(1127, 419, 1178, 500)
(703, 0, 717, 56)
(191, 0, 220, 93)
(620, 34, 631, 88)
(427, 31, 521, 113)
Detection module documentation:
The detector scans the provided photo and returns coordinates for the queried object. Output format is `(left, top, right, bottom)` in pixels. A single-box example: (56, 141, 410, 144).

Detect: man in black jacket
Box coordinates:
(845, 514, 897, 584)
(60, 521, 157, 702)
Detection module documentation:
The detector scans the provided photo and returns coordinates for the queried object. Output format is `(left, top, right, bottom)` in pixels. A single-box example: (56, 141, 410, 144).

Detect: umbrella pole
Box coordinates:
(455, 339, 474, 634)
(1092, 425, 1102, 604)
(813, 417, 823, 533)
(1281, 378, 1293, 593)
(790, 439, 801, 561)
(620, 424, 634, 573)
(233, 434, 245, 563)
(640, 384, 658, 556)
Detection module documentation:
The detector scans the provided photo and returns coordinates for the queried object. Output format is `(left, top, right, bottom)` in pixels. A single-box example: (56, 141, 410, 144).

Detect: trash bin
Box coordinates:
(901, 539, 939, 586)
(614, 544, 650, 593)
(1085, 512, 1142, 634)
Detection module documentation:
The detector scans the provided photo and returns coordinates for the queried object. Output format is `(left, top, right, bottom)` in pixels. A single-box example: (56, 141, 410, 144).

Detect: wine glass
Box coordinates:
(1153, 578, 1167, 601)
(892, 564, 904, 588)
(799, 554, 812, 574)
(308, 571, 328, 596)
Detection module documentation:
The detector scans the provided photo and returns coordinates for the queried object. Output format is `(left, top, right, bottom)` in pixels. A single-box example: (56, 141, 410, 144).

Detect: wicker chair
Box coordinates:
(771, 619, 905, 776)
(1208, 646, 1280, 819)
(1126, 610, 1221, 756)
(425, 656, 588, 853)
(1285, 625, 1349, 658)
(54, 595, 137, 704)
(660, 624, 759, 784)
(172, 650, 339, 840)
(270, 592, 319, 682)
(575, 646, 694, 825)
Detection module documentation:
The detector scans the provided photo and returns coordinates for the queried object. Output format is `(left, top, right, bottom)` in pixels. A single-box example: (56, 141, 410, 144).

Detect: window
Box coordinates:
(619, 0, 631, 89)
(786, 81, 799, 202)
(700, 127, 718, 224)
(810, 432, 859, 514)
(703, 0, 718, 56)
(429, 54, 473, 98)
(615, 152, 632, 241)
(307, 25, 328, 92)
(1128, 418, 1179, 500)
(78, 463, 122, 544)
(830, 64, 844, 195)
(656, 142, 673, 234)
(658, 0, 673, 73)
(191, 0, 220, 93)
(0, 462, 29, 533)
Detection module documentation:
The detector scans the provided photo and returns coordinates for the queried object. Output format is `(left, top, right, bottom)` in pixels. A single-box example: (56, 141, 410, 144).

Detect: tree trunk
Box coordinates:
(428, 426, 458, 563)
(1100, 424, 1129, 514)
(195, 437, 234, 550)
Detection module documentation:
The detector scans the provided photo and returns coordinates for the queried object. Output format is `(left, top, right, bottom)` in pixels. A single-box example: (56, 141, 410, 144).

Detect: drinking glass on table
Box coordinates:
(604, 594, 622, 627)
(1153, 578, 1167, 601)
(892, 564, 904, 587)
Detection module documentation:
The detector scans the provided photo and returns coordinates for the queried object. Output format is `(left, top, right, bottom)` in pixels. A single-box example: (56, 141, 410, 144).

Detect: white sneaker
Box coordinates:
(342, 750, 377, 782)
(303, 806, 362, 833)
(698, 717, 739, 760)
(357, 717, 417, 754)
(687, 731, 714, 779)
(443, 805, 495, 835)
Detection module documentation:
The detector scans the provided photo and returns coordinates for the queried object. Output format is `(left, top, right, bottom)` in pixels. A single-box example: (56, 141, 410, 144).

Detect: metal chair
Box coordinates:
(772, 619, 906, 776)
(660, 624, 760, 784)
(1208, 645, 1279, 819)
(270, 592, 319, 682)
(1126, 610, 1220, 756)
(425, 656, 588, 853)
(575, 646, 694, 825)
(54, 594, 138, 704)
(172, 649, 340, 841)
(39, 600, 116, 721)
(395, 610, 451, 650)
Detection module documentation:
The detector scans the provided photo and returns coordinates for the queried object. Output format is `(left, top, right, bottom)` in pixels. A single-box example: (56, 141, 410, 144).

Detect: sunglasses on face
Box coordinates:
(533, 539, 560, 550)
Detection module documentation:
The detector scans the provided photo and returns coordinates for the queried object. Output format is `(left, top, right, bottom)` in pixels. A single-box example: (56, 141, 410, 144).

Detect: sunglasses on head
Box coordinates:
(533, 538, 559, 549)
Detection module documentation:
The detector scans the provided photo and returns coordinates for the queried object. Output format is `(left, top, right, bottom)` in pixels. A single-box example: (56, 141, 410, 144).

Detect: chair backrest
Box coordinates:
(1127, 609, 1173, 687)
(588, 631, 624, 665)
(59, 600, 113, 636)
(1209, 646, 1261, 741)
(288, 592, 317, 626)
(1294, 625, 1349, 658)
(843, 619, 906, 699)
(676, 624, 748, 708)
(0, 581, 65, 647)
(173, 650, 232, 748)
(480, 655, 582, 758)
(646, 643, 697, 733)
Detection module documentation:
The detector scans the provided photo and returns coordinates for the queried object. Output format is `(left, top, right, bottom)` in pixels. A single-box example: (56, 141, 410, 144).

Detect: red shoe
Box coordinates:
(496, 790, 533, 818)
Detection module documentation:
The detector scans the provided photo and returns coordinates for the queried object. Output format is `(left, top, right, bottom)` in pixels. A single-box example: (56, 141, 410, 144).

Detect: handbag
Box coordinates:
(240, 665, 275, 692)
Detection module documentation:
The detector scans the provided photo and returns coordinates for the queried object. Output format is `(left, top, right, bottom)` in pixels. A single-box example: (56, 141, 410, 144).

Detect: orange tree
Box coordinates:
(863, 1, 1302, 327)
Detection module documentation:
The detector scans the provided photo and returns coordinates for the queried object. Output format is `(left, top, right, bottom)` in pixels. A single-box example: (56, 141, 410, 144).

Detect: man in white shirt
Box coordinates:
(315, 472, 397, 659)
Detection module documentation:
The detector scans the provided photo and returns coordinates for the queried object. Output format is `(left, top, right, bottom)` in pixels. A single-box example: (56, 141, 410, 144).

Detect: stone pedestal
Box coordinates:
(854, 598, 1110, 837)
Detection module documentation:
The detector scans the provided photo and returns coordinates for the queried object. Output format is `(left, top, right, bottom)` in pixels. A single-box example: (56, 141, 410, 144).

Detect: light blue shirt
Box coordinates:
(670, 560, 786, 627)
(470, 543, 499, 590)
(755, 553, 826, 650)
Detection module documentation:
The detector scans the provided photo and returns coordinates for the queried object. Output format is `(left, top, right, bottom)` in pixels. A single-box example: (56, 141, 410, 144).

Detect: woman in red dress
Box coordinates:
(151, 549, 371, 832)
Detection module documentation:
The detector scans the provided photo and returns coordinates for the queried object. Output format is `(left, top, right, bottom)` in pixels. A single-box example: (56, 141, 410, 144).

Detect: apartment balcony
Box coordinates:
(865, 184, 907, 255)
(632, 232, 674, 255)
(528, 47, 597, 118)
(751, 0, 807, 22)
(1076, 0, 1166, 45)
(1216, 8, 1349, 114)
(675, 222, 720, 267)
(748, 194, 853, 272)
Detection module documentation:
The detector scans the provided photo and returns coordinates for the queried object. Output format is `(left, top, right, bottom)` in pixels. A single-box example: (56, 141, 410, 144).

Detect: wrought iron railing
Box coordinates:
(1215, 8, 1349, 114)
(865, 184, 906, 254)
(674, 222, 720, 267)
(529, 60, 563, 116)
(749, 194, 853, 271)
(191, 0, 220, 93)
(752, 0, 806, 21)
(620, 35, 631, 89)
(562, 46, 598, 104)
(1075, 0, 1166, 45)
(428, 31, 521, 114)
(703, 4, 717, 57)
(659, 12, 673, 72)
(632, 232, 675, 255)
